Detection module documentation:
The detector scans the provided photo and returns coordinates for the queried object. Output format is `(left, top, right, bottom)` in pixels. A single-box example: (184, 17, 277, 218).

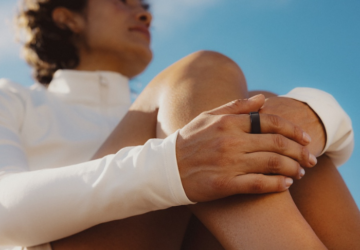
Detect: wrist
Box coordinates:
(261, 96, 326, 156)
(301, 102, 326, 156)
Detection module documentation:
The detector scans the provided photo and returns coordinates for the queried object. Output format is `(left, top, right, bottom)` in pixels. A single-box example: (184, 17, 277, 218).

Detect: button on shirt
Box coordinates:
(0, 70, 354, 249)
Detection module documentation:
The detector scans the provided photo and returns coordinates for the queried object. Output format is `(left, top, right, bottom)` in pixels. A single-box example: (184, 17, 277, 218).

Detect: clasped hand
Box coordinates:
(176, 95, 317, 202)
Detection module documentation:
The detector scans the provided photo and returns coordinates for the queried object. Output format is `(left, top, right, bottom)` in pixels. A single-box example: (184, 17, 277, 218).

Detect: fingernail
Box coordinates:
(299, 168, 306, 178)
(285, 178, 293, 188)
(249, 94, 262, 101)
(303, 132, 312, 143)
(309, 154, 317, 166)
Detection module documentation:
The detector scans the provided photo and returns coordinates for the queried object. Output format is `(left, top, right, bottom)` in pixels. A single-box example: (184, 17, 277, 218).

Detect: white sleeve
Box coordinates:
(0, 131, 194, 247)
(0, 81, 193, 247)
(281, 87, 354, 167)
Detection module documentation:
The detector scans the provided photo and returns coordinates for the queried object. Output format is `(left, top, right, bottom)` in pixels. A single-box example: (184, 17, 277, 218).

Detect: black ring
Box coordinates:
(250, 112, 261, 134)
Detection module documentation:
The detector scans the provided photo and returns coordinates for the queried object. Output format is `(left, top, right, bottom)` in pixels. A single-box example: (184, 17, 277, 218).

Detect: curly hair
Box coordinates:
(17, 0, 88, 85)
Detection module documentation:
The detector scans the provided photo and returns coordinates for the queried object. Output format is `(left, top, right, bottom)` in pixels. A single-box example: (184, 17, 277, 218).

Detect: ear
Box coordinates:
(52, 7, 85, 34)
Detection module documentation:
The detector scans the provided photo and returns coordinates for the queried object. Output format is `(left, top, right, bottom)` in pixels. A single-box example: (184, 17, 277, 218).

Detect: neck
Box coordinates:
(75, 51, 129, 75)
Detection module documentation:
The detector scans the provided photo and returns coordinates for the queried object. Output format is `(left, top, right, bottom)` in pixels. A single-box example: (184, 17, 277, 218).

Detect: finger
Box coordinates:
(237, 113, 311, 146)
(230, 174, 293, 194)
(244, 152, 305, 179)
(209, 94, 265, 116)
(245, 133, 317, 168)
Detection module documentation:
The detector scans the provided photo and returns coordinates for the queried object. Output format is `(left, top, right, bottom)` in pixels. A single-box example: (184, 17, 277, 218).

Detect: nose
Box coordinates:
(136, 9, 152, 27)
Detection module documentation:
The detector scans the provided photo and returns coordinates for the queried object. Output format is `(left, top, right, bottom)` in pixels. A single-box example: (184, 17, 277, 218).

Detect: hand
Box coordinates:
(260, 97, 326, 157)
(177, 95, 317, 202)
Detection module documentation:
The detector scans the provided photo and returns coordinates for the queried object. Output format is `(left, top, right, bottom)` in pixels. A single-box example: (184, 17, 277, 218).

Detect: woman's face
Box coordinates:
(76, 0, 153, 77)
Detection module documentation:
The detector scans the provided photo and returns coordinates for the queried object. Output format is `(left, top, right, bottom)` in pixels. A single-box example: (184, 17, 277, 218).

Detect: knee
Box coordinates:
(157, 50, 244, 85)
(249, 90, 278, 98)
(188, 50, 231, 62)
(185, 50, 243, 76)
(150, 50, 247, 105)
(161, 50, 246, 90)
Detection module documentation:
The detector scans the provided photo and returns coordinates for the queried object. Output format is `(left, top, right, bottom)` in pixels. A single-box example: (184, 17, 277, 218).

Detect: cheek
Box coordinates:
(84, 3, 130, 48)
(108, 0, 127, 10)
(86, 0, 130, 31)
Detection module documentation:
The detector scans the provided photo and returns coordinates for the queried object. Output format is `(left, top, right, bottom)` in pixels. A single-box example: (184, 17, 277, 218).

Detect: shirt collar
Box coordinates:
(47, 70, 131, 105)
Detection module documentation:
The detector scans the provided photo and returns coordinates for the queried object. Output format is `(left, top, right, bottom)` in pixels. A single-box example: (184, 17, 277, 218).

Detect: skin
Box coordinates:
(43, 0, 360, 249)
(50, 50, 359, 250)
(53, 0, 152, 76)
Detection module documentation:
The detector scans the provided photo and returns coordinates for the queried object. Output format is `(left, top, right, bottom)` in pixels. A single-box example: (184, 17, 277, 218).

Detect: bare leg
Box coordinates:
(182, 156, 360, 250)
(51, 51, 249, 249)
(290, 155, 360, 249)
(52, 51, 251, 249)
(53, 51, 359, 249)
(52, 95, 192, 249)
(52, 207, 190, 250)
(174, 57, 360, 249)
(53, 51, 322, 250)
(152, 51, 326, 249)
(181, 215, 225, 250)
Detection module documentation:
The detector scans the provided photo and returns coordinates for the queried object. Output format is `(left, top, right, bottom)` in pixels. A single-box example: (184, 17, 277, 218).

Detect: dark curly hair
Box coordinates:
(17, 0, 88, 85)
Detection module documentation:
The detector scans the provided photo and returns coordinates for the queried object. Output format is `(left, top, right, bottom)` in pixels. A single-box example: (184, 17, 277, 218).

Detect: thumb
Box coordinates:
(209, 94, 265, 115)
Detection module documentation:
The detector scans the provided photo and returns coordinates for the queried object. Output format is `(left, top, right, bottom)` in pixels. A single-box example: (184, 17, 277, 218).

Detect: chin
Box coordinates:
(126, 48, 153, 78)
(139, 45, 153, 63)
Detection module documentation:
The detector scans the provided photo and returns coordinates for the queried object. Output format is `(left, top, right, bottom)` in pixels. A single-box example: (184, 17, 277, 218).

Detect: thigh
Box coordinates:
(52, 50, 239, 250)
(183, 90, 359, 249)
(52, 87, 192, 250)
(181, 215, 225, 250)
(249, 91, 360, 248)
(52, 207, 191, 250)
(290, 155, 360, 249)
(182, 156, 360, 250)
(53, 50, 250, 250)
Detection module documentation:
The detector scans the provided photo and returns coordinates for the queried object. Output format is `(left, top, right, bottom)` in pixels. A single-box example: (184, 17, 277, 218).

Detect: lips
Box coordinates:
(129, 26, 151, 41)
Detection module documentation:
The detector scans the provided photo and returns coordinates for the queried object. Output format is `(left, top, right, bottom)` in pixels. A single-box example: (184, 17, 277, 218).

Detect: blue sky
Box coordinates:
(0, 0, 359, 206)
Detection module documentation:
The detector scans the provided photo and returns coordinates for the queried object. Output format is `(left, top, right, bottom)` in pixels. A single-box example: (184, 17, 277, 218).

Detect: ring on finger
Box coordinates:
(250, 112, 261, 134)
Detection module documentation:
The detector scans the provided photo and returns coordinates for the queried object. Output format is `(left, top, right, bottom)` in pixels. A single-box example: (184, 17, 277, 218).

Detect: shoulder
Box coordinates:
(0, 79, 34, 125)
(0, 78, 30, 100)
(0, 78, 48, 102)
(0, 78, 28, 90)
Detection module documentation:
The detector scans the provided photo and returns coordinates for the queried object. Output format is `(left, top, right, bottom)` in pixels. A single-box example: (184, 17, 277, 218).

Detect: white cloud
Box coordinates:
(0, 2, 22, 60)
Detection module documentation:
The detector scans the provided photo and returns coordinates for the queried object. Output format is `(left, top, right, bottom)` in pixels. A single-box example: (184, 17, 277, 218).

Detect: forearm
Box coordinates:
(280, 88, 354, 166)
(0, 135, 191, 247)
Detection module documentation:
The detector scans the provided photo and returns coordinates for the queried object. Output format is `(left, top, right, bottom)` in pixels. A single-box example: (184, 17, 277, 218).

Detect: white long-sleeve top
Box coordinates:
(282, 88, 354, 167)
(0, 70, 354, 249)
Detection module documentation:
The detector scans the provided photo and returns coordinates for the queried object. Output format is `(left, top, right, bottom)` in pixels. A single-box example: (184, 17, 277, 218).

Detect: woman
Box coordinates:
(0, 0, 358, 249)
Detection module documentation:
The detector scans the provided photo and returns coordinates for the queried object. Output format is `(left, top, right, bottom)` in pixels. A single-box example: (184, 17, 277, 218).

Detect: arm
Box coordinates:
(0, 77, 319, 248)
(0, 132, 193, 247)
(260, 87, 354, 166)
(281, 87, 354, 166)
(188, 88, 354, 250)
(0, 81, 192, 247)
(190, 87, 354, 250)
(0, 91, 313, 247)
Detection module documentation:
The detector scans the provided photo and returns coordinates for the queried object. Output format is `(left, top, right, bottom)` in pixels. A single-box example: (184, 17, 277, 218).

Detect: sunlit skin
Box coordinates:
(53, 0, 152, 77)
(48, 0, 360, 249)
